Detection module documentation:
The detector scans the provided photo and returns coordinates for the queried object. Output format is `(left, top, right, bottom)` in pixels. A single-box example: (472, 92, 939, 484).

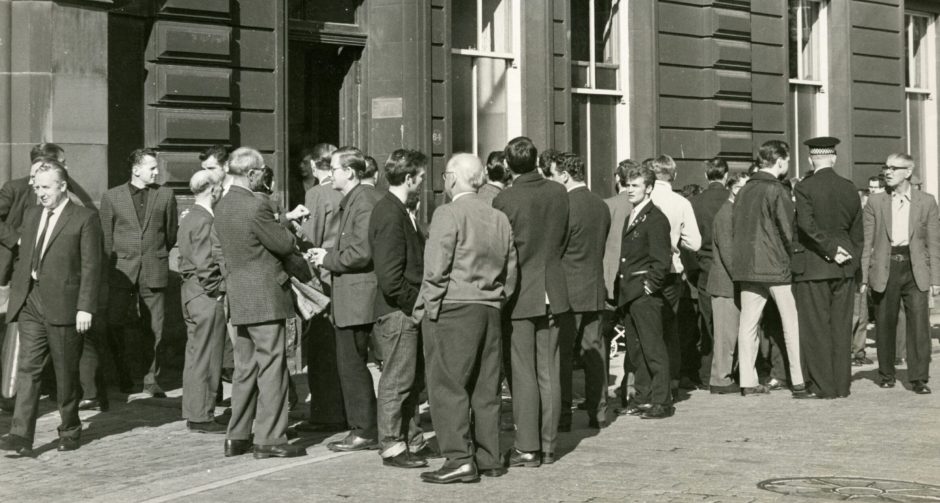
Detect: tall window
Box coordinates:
(451, 0, 521, 156)
(571, 0, 626, 197)
(905, 11, 937, 194)
(788, 0, 829, 176)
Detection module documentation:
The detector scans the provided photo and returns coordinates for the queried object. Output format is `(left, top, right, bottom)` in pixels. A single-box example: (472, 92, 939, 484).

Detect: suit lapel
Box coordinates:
(21, 208, 40, 261)
(623, 203, 651, 238)
(41, 202, 75, 263)
(881, 194, 892, 240)
(909, 191, 922, 240)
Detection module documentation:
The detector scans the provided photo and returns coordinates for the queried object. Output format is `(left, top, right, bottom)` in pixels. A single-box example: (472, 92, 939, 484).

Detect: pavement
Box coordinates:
(2, 322, 940, 502)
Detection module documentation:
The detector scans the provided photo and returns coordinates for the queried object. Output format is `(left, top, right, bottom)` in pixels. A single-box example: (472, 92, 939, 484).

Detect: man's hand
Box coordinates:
(834, 246, 852, 265)
(306, 248, 327, 267)
(412, 305, 425, 324)
(859, 283, 868, 294)
(285, 205, 310, 222)
(76, 311, 92, 334)
(931, 285, 940, 297)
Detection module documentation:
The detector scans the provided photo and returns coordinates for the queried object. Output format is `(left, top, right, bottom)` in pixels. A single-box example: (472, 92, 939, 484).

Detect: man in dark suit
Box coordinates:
(493, 137, 570, 467)
(0, 160, 101, 455)
(296, 142, 348, 433)
(546, 153, 611, 430)
(415, 153, 516, 484)
(861, 153, 940, 394)
(100, 148, 178, 397)
(687, 158, 730, 387)
(615, 163, 674, 419)
(792, 137, 863, 399)
(310, 147, 383, 452)
(214, 147, 305, 459)
(368, 149, 429, 469)
(178, 170, 227, 433)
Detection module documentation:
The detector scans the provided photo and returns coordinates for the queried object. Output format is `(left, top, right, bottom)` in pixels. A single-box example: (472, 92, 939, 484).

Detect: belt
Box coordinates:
(889, 254, 909, 262)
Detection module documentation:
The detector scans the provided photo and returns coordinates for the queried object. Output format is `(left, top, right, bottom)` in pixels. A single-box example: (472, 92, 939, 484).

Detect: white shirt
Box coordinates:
(566, 182, 587, 192)
(628, 198, 651, 228)
(650, 180, 701, 274)
(32, 197, 69, 279)
(891, 187, 911, 247)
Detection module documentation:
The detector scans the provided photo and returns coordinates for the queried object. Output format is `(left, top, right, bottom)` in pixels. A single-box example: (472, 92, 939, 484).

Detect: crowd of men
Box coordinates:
(0, 134, 936, 485)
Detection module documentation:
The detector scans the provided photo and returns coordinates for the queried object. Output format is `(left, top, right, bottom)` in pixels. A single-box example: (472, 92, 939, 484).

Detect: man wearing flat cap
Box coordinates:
(791, 137, 863, 399)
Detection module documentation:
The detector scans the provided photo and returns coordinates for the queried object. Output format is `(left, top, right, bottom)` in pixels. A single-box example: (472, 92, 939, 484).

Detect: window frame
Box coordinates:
(904, 10, 939, 198)
(788, 0, 830, 176)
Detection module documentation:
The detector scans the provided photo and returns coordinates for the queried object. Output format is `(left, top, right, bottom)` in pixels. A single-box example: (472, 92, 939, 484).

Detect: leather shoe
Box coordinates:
(188, 420, 227, 434)
(741, 385, 770, 396)
(0, 434, 33, 456)
(791, 384, 818, 399)
(710, 384, 740, 395)
(912, 382, 932, 395)
(615, 403, 650, 416)
(588, 418, 608, 429)
(142, 384, 167, 398)
(506, 447, 540, 468)
(383, 451, 428, 469)
(541, 452, 555, 465)
(327, 433, 379, 452)
(224, 438, 252, 457)
(421, 463, 479, 484)
(411, 444, 442, 459)
(851, 356, 874, 366)
(640, 404, 675, 419)
(481, 467, 507, 477)
(878, 379, 896, 389)
(293, 421, 346, 433)
(766, 378, 788, 391)
(253, 443, 307, 459)
(57, 437, 80, 452)
(78, 398, 109, 412)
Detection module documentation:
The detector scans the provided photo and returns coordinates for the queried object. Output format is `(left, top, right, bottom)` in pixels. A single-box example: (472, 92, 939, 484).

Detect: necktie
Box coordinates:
(30, 210, 55, 276)
(628, 208, 637, 228)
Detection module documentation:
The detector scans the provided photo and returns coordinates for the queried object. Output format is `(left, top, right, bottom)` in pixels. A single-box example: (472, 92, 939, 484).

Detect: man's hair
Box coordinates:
(886, 152, 915, 169)
(199, 144, 229, 164)
(868, 175, 885, 187)
(704, 157, 729, 181)
(332, 146, 367, 178)
(384, 149, 428, 186)
(128, 148, 157, 170)
(557, 153, 587, 182)
(30, 143, 65, 163)
(625, 163, 656, 188)
(305, 143, 337, 171)
(189, 169, 219, 195)
(651, 155, 676, 181)
(757, 140, 790, 168)
(485, 151, 511, 183)
(681, 184, 703, 198)
(33, 158, 68, 183)
(747, 159, 761, 175)
(228, 147, 264, 176)
(363, 155, 379, 180)
(504, 136, 538, 174)
(538, 148, 562, 177)
(448, 153, 486, 190)
(615, 159, 639, 188)
(726, 173, 746, 189)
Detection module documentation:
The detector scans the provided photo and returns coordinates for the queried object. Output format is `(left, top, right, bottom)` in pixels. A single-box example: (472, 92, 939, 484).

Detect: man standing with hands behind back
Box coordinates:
(0, 160, 101, 455)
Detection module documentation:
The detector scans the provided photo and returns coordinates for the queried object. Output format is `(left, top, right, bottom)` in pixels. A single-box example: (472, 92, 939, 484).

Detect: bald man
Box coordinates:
(415, 153, 517, 483)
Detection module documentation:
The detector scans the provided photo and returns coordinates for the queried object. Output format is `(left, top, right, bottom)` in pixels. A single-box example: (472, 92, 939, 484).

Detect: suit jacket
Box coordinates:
(477, 183, 502, 205)
(617, 201, 671, 307)
(370, 192, 424, 317)
(563, 186, 610, 312)
(214, 185, 296, 325)
(322, 183, 383, 328)
(792, 168, 863, 281)
(603, 192, 632, 302)
(493, 171, 570, 318)
(301, 180, 343, 249)
(254, 192, 313, 283)
(177, 204, 224, 302)
(100, 183, 178, 289)
(8, 202, 102, 325)
(706, 199, 735, 298)
(861, 189, 940, 292)
(415, 193, 516, 321)
(690, 181, 730, 274)
(0, 177, 35, 283)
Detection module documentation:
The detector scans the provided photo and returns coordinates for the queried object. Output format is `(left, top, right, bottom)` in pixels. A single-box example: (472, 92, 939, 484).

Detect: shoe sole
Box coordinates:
(421, 475, 480, 484)
(507, 460, 541, 468)
(252, 452, 306, 459)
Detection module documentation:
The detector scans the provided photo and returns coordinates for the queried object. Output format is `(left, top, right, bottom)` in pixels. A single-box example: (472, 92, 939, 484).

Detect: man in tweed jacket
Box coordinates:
(100, 148, 178, 397)
(214, 147, 305, 459)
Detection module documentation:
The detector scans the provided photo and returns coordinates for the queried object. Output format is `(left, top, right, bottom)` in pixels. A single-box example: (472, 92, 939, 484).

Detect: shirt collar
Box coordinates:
(43, 196, 69, 216)
(653, 180, 672, 191)
(567, 182, 587, 192)
(195, 201, 214, 216)
(128, 181, 151, 194)
(453, 191, 474, 201)
(632, 197, 651, 216)
(892, 185, 912, 201)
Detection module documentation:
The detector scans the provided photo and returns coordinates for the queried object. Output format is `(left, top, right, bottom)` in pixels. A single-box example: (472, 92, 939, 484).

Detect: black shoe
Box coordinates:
(188, 420, 227, 434)
(420, 463, 479, 484)
(741, 385, 770, 396)
(214, 411, 231, 425)
(588, 418, 609, 429)
(710, 384, 740, 395)
(541, 452, 555, 465)
(327, 433, 379, 452)
(57, 437, 80, 452)
(142, 384, 167, 398)
(383, 451, 428, 469)
(791, 385, 818, 399)
(640, 404, 675, 419)
(506, 447, 540, 468)
(851, 356, 874, 366)
(224, 438, 252, 457)
(0, 434, 33, 456)
(678, 376, 702, 390)
(293, 421, 346, 433)
(78, 398, 109, 412)
(615, 403, 650, 416)
(411, 444, 443, 460)
(878, 379, 896, 389)
(253, 443, 307, 459)
(912, 382, 932, 395)
(481, 467, 508, 477)
(766, 378, 788, 391)
(216, 396, 231, 407)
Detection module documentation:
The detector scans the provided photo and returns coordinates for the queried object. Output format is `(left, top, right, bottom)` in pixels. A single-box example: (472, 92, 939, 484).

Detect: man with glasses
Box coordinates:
(860, 153, 940, 395)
